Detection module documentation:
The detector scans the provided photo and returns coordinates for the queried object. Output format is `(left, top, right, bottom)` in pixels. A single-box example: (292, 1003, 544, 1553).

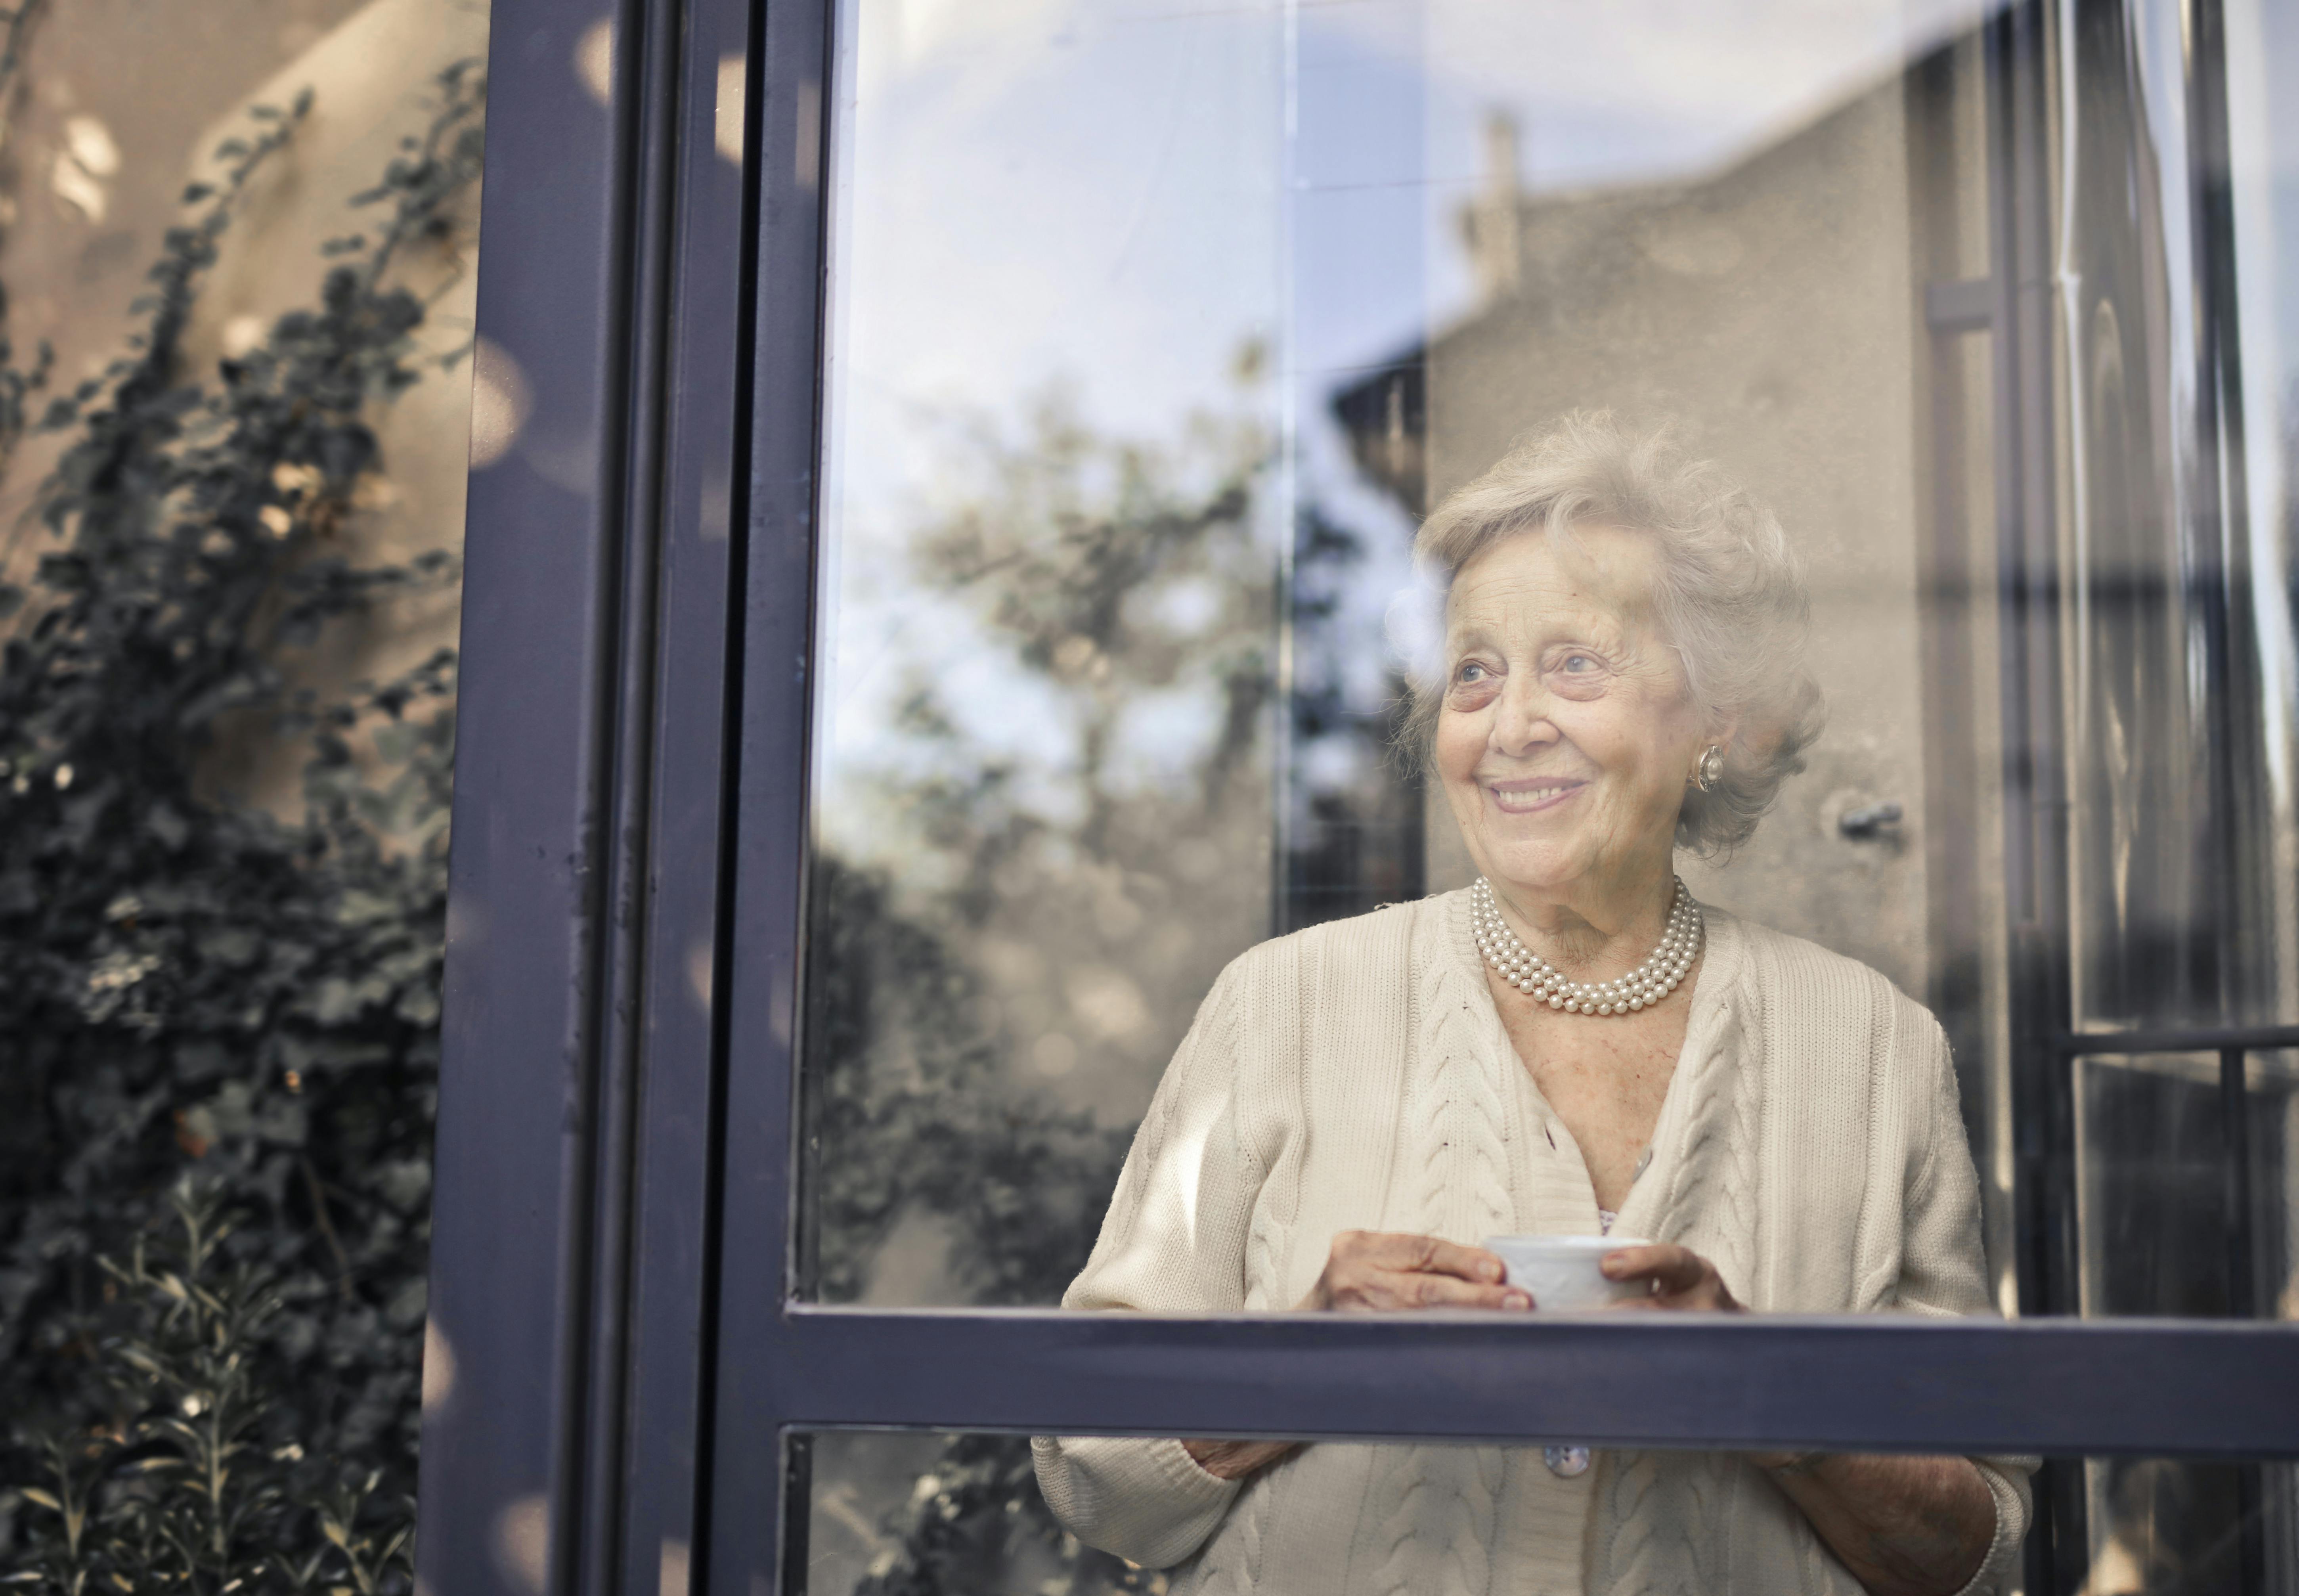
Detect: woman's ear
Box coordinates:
(1687, 714, 1739, 790)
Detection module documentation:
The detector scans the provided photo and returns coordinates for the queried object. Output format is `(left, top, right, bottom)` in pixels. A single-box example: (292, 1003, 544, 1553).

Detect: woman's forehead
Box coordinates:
(1446, 526, 1660, 632)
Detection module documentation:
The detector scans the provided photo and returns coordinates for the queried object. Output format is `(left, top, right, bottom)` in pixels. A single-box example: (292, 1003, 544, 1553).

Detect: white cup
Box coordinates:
(1481, 1234, 1654, 1311)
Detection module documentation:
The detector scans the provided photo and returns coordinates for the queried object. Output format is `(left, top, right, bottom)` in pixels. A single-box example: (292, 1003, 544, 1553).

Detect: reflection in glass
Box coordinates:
(2072, 1049, 2299, 1322)
(2057, 0, 2299, 1034)
(2078, 1457, 2297, 1596)
(2249, 1051, 2299, 1322)
(800, 2, 2299, 1589)
(798, 1433, 2299, 1596)
(808, 0, 2043, 1303)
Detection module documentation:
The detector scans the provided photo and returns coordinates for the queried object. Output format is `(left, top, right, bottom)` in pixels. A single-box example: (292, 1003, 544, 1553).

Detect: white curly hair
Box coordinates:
(1396, 411, 1824, 857)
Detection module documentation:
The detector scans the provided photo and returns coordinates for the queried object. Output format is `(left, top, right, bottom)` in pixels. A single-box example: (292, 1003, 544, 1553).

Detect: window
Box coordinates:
(420, 2, 2299, 1595)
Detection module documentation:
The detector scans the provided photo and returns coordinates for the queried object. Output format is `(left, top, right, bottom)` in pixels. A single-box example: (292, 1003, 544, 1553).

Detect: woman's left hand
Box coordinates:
(1599, 1242, 1743, 1311)
(1599, 1243, 1993, 1594)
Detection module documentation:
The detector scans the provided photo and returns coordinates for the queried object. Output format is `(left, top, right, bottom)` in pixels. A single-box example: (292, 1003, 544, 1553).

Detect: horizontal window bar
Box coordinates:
(2055, 1024, 2299, 1055)
(755, 1307, 2299, 1459)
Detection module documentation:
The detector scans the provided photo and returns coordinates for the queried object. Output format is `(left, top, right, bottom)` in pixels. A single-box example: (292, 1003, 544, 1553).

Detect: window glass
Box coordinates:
(2072, 1050, 2299, 1319)
(2062, 0, 2299, 1034)
(802, 0, 2299, 1357)
(2223, 0, 2299, 1035)
(797, 1430, 2296, 1596)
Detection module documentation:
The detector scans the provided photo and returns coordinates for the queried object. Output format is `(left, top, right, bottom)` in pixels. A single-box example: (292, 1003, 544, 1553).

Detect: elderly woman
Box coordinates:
(1030, 414, 2031, 1596)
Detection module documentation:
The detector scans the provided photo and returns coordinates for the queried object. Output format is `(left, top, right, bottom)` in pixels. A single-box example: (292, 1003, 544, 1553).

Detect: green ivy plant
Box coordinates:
(0, 63, 483, 1584)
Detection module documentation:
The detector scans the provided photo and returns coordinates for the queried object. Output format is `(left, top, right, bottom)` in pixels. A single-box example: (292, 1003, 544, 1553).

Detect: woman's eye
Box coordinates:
(1562, 653, 1594, 672)
(1457, 662, 1488, 683)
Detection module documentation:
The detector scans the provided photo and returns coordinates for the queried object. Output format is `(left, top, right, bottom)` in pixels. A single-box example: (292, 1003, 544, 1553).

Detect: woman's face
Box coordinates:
(1434, 526, 1712, 912)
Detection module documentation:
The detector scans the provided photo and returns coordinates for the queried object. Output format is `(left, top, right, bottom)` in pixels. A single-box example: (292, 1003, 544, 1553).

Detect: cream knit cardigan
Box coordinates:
(1032, 887, 2033, 1596)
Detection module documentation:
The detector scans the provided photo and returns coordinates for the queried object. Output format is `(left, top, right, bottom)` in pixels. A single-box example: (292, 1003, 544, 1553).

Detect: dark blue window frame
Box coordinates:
(415, 3, 2299, 1595)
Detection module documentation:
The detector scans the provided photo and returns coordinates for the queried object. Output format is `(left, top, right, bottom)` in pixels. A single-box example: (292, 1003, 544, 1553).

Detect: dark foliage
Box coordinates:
(807, 856, 1131, 1309)
(0, 64, 483, 1586)
(8, 1187, 415, 1596)
(844, 1432, 1160, 1596)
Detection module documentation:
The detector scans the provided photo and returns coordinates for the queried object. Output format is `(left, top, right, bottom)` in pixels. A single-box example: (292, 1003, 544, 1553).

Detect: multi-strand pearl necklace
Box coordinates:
(1470, 876, 1702, 1016)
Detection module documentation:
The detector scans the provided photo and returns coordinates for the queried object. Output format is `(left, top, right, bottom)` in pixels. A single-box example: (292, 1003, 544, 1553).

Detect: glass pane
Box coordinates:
(2251, 1050, 2299, 1321)
(799, 1431, 2297, 1596)
(2071, 1050, 2299, 1322)
(808, 0, 2035, 1308)
(2040, 0, 2299, 1036)
(2075, 1053, 2238, 1317)
(2058, 0, 2299, 1032)
(799, 0, 2299, 1362)
(2078, 1456, 2297, 1596)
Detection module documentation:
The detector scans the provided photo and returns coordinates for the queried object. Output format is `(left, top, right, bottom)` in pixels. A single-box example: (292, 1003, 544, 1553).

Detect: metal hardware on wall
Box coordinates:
(1837, 802, 1904, 840)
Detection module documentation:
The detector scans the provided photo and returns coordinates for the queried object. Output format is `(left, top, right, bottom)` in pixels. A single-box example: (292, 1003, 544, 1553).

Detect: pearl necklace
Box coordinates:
(1470, 876, 1702, 1016)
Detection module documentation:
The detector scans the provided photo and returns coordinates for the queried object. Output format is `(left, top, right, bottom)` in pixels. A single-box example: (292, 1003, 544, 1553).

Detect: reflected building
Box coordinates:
(1322, 21, 2299, 1591)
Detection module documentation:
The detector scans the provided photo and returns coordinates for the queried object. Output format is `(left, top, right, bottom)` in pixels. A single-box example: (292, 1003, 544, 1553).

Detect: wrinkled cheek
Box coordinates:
(1432, 710, 1483, 783)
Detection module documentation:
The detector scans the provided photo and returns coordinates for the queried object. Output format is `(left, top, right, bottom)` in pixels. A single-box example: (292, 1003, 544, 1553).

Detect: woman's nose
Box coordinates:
(1490, 679, 1557, 756)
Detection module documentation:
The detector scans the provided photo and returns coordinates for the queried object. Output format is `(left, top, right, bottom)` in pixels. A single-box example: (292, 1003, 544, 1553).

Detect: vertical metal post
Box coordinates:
(2222, 1048, 2259, 1317)
(781, 1432, 817, 1595)
(419, 0, 758, 1592)
(419, 2, 655, 1590)
(2186, 1, 2267, 1583)
(613, 0, 761, 1593)
(706, 0, 836, 1587)
(1983, 4, 2083, 1589)
(2222, 1043, 2267, 1591)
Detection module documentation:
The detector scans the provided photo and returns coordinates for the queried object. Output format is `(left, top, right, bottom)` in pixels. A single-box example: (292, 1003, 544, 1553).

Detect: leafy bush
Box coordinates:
(7, 1186, 413, 1596)
(0, 65, 482, 1584)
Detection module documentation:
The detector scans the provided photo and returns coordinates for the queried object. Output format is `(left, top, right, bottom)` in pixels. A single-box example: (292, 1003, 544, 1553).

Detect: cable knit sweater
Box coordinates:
(1032, 887, 2033, 1596)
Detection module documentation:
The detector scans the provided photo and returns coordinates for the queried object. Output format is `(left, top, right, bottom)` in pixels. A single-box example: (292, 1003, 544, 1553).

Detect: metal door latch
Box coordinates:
(1838, 801, 1903, 840)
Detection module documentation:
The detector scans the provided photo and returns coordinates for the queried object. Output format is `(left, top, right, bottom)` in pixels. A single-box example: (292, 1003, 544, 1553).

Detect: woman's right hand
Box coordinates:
(1295, 1229, 1531, 1312)
(1186, 1232, 1526, 1482)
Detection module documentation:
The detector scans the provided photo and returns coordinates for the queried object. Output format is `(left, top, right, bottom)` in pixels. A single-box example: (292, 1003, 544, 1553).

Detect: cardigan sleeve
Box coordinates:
(1895, 1015, 2037, 1596)
(1032, 960, 1270, 1568)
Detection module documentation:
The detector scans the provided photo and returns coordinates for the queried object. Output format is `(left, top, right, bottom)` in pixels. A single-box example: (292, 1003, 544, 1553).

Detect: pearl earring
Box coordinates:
(1693, 744, 1725, 792)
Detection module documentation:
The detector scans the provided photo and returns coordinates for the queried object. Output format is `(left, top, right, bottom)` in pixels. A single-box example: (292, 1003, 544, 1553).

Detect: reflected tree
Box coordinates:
(811, 391, 1271, 1593)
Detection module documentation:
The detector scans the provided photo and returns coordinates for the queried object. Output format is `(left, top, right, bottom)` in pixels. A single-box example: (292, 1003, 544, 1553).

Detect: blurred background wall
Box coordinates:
(0, 0, 483, 807)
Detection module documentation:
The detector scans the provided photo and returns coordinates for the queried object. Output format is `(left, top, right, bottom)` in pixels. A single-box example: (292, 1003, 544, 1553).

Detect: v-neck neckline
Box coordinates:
(1440, 885, 1748, 1239)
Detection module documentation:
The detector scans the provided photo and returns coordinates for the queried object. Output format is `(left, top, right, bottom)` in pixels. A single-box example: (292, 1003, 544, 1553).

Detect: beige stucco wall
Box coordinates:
(0, 0, 482, 814)
(1421, 76, 1936, 997)
(182, 0, 487, 809)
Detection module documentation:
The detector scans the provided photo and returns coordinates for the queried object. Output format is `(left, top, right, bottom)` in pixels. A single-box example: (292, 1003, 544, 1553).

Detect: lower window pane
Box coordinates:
(796, 1431, 2295, 1596)
(2072, 1052, 2299, 1321)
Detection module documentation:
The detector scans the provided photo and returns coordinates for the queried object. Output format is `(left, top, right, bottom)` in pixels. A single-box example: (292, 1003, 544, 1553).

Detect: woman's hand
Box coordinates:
(1298, 1229, 1531, 1313)
(1599, 1242, 1742, 1311)
(1182, 1437, 1297, 1481)
(1185, 1232, 1527, 1484)
(1746, 1453, 1997, 1596)
(1591, 1245, 1992, 1594)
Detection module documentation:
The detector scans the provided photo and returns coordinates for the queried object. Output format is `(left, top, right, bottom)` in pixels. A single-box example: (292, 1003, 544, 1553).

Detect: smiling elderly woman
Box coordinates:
(1031, 414, 2032, 1596)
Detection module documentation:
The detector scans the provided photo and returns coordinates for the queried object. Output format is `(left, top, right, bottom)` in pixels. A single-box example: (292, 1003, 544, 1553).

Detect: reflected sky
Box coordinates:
(832, 0, 2003, 446)
(817, 0, 2005, 870)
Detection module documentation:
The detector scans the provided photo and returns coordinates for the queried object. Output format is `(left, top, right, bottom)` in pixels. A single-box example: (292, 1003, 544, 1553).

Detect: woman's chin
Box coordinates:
(1475, 843, 1590, 897)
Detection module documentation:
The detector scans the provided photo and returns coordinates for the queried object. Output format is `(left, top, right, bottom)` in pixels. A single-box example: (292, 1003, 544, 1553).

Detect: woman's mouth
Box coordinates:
(1487, 779, 1585, 814)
